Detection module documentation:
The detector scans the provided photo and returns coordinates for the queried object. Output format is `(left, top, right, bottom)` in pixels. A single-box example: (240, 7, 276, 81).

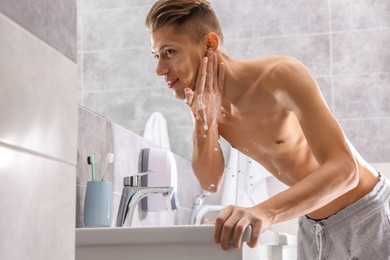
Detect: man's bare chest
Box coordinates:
(218, 105, 311, 181)
(218, 102, 297, 151)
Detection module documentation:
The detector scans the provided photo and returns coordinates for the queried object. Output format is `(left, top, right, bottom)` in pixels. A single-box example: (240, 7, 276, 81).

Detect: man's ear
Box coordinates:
(205, 32, 219, 51)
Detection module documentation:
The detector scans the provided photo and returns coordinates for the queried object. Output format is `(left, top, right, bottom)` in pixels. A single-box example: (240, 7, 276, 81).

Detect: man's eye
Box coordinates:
(165, 49, 174, 56)
(153, 54, 159, 60)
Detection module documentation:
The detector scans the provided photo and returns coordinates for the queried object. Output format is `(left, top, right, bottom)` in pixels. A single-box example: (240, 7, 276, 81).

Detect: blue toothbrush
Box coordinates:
(87, 155, 96, 181)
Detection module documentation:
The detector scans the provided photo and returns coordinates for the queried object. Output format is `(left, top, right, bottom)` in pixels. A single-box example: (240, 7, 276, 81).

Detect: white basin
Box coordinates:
(76, 225, 280, 260)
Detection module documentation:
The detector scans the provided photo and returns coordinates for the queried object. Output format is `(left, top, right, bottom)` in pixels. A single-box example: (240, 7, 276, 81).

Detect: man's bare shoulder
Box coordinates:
(244, 55, 322, 113)
(252, 56, 313, 93)
(231, 55, 307, 103)
(249, 55, 298, 69)
(244, 55, 302, 85)
(260, 55, 302, 76)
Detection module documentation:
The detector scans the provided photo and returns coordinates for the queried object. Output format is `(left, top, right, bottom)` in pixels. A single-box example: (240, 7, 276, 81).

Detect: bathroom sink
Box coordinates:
(76, 225, 280, 260)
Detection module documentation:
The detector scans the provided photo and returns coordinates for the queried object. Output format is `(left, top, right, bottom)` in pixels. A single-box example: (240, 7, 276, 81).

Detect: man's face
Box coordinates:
(151, 25, 206, 100)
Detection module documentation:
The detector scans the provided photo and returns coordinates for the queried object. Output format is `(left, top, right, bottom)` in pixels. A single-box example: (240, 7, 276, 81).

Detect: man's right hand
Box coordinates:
(184, 50, 225, 130)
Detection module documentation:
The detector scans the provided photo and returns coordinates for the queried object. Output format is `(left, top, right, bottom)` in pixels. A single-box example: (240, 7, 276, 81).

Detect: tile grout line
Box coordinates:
(78, 71, 390, 95)
(338, 117, 390, 121)
(82, 86, 166, 93)
(78, 1, 85, 106)
(80, 46, 148, 54)
(79, 4, 153, 14)
(77, 28, 390, 55)
(0, 140, 76, 167)
(328, 0, 335, 112)
(333, 71, 390, 77)
(223, 27, 390, 43)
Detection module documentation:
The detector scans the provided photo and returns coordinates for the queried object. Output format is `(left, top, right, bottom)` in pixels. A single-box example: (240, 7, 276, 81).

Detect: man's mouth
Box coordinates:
(167, 78, 179, 89)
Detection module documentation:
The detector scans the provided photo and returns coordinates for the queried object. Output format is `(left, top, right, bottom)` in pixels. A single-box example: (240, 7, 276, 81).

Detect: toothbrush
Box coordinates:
(87, 155, 96, 181)
(101, 153, 115, 181)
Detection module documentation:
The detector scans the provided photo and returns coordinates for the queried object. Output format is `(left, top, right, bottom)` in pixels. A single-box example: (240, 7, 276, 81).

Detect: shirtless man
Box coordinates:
(145, 1, 390, 259)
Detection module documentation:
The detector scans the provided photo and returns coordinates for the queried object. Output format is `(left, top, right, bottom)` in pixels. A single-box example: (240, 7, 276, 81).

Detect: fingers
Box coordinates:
(214, 206, 233, 245)
(194, 50, 224, 98)
(184, 88, 194, 106)
(214, 206, 263, 250)
(218, 61, 225, 95)
(212, 52, 218, 93)
(215, 206, 244, 250)
(195, 56, 208, 95)
(205, 51, 214, 92)
(247, 221, 261, 248)
(232, 218, 251, 249)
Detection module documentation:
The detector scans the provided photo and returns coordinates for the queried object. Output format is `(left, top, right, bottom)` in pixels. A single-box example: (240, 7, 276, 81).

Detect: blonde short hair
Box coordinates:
(145, 0, 224, 44)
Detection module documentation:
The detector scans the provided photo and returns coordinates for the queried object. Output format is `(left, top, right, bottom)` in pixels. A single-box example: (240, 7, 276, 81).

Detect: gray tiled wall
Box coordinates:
(0, 0, 77, 61)
(79, 0, 390, 162)
(76, 106, 202, 228)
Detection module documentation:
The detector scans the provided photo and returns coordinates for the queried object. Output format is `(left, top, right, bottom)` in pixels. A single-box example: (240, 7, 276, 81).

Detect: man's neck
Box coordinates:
(216, 50, 253, 106)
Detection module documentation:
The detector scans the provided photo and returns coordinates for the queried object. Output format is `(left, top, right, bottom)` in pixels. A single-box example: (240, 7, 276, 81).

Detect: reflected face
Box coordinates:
(151, 25, 206, 100)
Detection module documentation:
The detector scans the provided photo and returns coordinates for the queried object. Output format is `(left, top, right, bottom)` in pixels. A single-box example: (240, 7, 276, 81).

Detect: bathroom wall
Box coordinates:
(78, 0, 390, 163)
(0, 1, 77, 259)
(76, 106, 202, 228)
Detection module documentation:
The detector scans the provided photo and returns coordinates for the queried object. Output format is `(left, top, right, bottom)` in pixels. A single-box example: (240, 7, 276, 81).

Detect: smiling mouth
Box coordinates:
(167, 78, 179, 89)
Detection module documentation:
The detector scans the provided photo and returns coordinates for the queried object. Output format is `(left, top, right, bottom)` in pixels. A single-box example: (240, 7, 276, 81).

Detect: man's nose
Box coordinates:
(155, 60, 169, 76)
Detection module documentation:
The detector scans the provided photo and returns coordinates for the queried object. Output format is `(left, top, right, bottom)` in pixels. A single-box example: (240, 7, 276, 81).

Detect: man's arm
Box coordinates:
(214, 56, 358, 249)
(191, 112, 225, 192)
(185, 50, 226, 192)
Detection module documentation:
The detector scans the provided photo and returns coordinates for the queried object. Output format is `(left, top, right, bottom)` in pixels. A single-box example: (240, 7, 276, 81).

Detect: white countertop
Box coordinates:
(76, 225, 279, 246)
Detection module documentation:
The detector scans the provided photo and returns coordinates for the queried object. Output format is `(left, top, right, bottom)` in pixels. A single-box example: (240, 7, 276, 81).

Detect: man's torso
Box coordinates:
(217, 56, 379, 219)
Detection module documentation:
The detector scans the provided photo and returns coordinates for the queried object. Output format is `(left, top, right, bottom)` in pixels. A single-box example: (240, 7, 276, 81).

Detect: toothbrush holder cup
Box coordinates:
(84, 180, 112, 227)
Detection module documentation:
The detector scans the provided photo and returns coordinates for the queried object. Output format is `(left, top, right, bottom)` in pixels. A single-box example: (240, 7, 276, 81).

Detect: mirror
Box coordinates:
(78, 1, 389, 163)
(77, 1, 193, 160)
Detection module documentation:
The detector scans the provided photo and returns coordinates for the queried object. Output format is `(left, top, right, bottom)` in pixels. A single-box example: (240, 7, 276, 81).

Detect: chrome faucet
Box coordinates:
(189, 191, 225, 225)
(116, 172, 173, 227)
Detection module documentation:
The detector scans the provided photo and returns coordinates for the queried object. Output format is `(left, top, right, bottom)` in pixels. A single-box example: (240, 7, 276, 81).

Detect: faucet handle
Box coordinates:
(193, 191, 212, 205)
(123, 175, 139, 187)
(123, 170, 156, 187)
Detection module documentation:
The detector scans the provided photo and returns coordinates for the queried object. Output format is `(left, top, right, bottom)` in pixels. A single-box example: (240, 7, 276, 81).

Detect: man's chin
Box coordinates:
(172, 90, 185, 100)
